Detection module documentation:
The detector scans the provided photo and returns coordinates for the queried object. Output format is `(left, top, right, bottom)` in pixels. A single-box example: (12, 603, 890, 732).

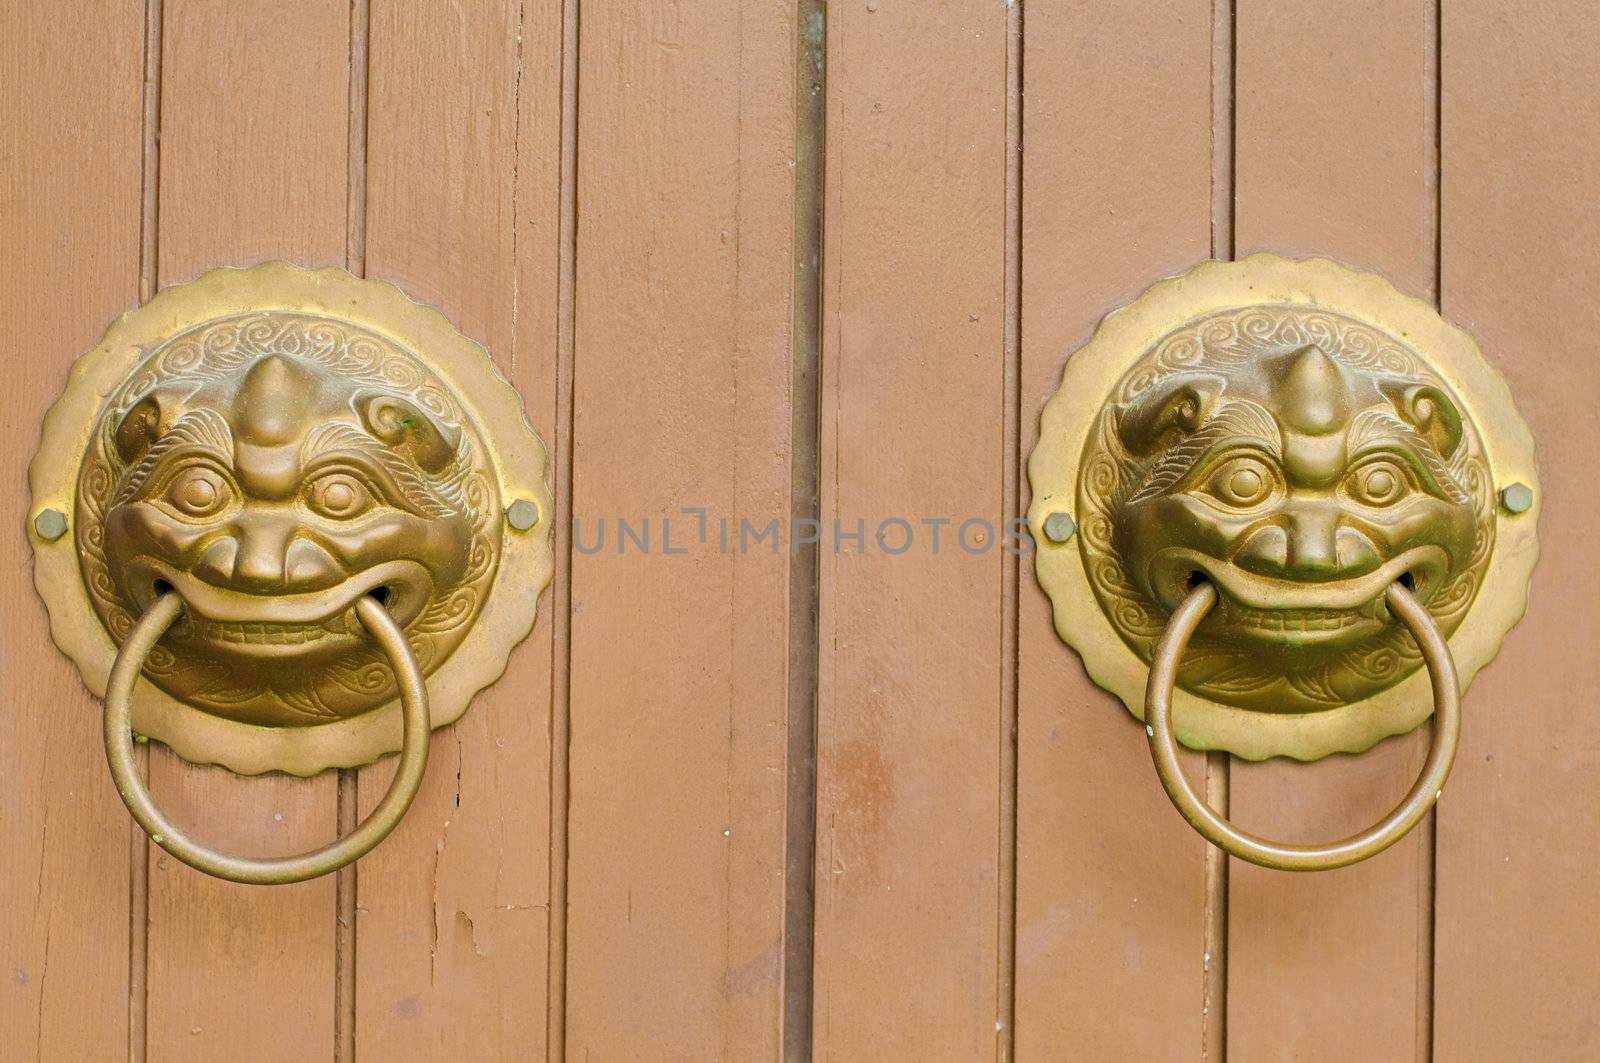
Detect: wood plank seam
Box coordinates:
(547, 0, 580, 1056)
(785, 1, 826, 1058)
(335, 1, 370, 1059)
(998, 0, 1024, 1059)
(130, 2, 164, 1060)
(1205, 3, 1234, 1060)
(1417, 4, 1442, 1059)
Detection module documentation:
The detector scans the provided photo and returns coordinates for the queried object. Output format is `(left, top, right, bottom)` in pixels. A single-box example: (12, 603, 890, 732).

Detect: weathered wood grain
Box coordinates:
(145, 1, 350, 1057)
(350, 0, 564, 1057)
(560, 1, 799, 1057)
(1434, 4, 1600, 1057)
(1228, 3, 1439, 1058)
(2, 5, 1596, 1060)
(1014, 2, 1216, 1058)
(0, 1, 145, 1057)
(811, 2, 1010, 1057)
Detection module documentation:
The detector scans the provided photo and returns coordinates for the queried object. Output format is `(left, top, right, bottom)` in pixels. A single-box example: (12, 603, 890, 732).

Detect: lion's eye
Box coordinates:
(164, 466, 233, 518)
(306, 473, 374, 520)
(1346, 459, 1412, 507)
(1199, 455, 1277, 509)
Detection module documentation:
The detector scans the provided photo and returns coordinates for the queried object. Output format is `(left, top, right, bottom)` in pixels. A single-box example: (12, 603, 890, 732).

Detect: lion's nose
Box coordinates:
(193, 514, 342, 592)
(1235, 507, 1380, 582)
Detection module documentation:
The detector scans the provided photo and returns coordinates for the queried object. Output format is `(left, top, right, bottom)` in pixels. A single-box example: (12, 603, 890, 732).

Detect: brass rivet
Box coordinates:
(34, 508, 67, 541)
(1043, 511, 1076, 544)
(506, 498, 539, 531)
(1499, 482, 1533, 515)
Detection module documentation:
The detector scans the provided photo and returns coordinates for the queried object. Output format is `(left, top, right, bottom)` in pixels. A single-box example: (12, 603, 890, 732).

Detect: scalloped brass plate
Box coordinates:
(29, 263, 554, 775)
(1028, 255, 1537, 761)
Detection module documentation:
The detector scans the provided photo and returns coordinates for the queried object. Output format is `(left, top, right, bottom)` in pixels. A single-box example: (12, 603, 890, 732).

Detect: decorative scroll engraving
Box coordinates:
(1076, 306, 1493, 713)
(76, 312, 501, 726)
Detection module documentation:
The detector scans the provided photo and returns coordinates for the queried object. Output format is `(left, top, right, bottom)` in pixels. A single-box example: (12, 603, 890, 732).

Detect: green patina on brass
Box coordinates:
(34, 508, 68, 541)
(1042, 510, 1076, 544)
(1499, 481, 1534, 515)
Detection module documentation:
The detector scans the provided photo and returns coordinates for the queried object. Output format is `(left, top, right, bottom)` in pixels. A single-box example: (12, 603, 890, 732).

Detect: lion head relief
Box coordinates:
(1077, 307, 1493, 713)
(77, 313, 501, 727)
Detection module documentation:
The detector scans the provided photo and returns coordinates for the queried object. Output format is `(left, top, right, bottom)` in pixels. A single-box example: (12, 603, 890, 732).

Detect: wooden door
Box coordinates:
(3, 2, 1595, 1060)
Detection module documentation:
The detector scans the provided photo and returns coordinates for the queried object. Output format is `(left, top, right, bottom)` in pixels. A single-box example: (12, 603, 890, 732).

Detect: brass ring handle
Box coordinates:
(104, 592, 430, 885)
(1145, 580, 1460, 872)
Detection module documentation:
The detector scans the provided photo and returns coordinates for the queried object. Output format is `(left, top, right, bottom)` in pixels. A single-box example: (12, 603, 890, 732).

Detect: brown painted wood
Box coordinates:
(559, 0, 798, 1056)
(811, 2, 1009, 1057)
(350, 0, 564, 1056)
(1227, 3, 1438, 1058)
(0, 2, 144, 1057)
(6, 5, 1600, 1059)
(1014, 3, 1216, 1058)
(144, 1, 350, 1057)
(1434, 4, 1600, 1057)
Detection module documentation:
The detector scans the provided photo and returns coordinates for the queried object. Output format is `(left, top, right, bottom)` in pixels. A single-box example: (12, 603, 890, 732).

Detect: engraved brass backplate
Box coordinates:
(29, 263, 554, 775)
(1029, 255, 1537, 760)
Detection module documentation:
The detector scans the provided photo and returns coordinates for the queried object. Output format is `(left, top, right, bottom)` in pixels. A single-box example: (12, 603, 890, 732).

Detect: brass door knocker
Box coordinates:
(29, 263, 554, 884)
(1029, 255, 1537, 871)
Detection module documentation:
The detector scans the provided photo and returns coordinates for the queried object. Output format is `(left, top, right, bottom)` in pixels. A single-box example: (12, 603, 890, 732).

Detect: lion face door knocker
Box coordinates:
(29, 263, 554, 884)
(1029, 255, 1537, 871)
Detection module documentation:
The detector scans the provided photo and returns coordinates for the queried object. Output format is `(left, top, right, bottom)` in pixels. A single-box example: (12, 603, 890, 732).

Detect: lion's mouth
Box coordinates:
(122, 559, 431, 658)
(1147, 545, 1448, 648)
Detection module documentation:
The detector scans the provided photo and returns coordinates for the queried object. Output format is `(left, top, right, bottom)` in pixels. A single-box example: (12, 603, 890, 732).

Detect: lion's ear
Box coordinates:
(1116, 374, 1224, 455)
(358, 394, 461, 473)
(113, 393, 173, 464)
(1380, 380, 1463, 458)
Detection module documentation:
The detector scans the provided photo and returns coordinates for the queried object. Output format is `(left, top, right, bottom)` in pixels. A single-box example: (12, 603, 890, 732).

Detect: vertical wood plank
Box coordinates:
(1434, 5, 1600, 1058)
(1227, 2, 1437, 1058)
(1014, 3, 1215, 1058)
(145, 1, 349, 1057)
(350, 0, 563, 1055)
(0, 3, 144, 1058)
(811, 2, 1008, 1057)
(561, 1, 798, 1056)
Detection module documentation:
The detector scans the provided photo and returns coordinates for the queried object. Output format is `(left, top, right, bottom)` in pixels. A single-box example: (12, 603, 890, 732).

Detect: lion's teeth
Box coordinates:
(1223, 603, 1372, 631)
(185, 617, 330, 645)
